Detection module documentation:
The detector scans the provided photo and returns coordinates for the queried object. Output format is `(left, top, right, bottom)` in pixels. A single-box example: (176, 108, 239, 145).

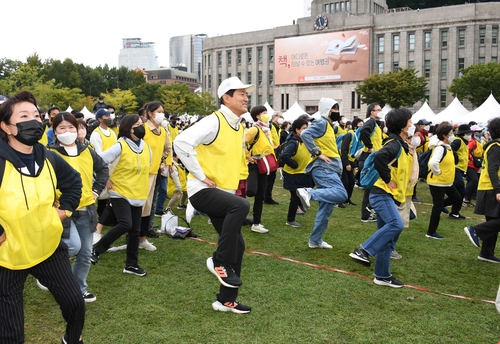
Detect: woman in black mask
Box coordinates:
(91, 115, 152, 277)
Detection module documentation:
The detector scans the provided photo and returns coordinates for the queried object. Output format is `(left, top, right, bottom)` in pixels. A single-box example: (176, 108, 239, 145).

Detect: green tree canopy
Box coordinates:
(448, 62, 500, 107)
(355, 68, 427, 108)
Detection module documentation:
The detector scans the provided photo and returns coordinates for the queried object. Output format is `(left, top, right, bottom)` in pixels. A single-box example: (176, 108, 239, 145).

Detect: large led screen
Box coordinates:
(274, 29, 370, 85)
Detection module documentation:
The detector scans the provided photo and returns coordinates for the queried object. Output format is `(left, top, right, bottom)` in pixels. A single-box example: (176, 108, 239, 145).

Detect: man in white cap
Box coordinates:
(174, 77, 254, 314)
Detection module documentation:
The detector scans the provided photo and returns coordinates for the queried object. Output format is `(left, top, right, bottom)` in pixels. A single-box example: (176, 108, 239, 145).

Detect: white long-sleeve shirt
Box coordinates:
(173, 105, 243, 197)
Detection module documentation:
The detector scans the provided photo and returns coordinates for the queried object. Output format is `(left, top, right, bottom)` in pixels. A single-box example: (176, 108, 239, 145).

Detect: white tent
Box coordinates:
(65, 105, 73, 113)
(264, 101, 275, 115)
(241, 112, 254, 123)
(81, 106, 94, 121)
(282, 101, 307, 122)
(455, 93, 500, 125)
(432, 97, 470, 124)
(378, 104, 393, 122)
(411, 102, 436, 123)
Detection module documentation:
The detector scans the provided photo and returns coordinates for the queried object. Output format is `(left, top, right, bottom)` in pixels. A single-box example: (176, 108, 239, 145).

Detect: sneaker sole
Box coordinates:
(84, 297, 97, 303)
(212, 301, 250, 314)
(349, 252, 371, 266)
(464, 227, 480, 248)
(308, 243, 332, 249)
(206, 258, 241, 288)
(373, 279, 404, 288)
(251, 228, 269, 233)
(286, 222, 300, 227)
(477, 256, 500, 264)
(425, 234, 444, 240)
(123, 269, 147, 277)
(360, 219, 377, 223)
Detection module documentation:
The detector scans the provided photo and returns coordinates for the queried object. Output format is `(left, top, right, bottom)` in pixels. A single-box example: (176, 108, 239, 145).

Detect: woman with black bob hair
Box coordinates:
(349, 108, 414, 288)
(0, 91, 84, 343)
(464, 117, 500, 263)
(91, 114, 152, 277)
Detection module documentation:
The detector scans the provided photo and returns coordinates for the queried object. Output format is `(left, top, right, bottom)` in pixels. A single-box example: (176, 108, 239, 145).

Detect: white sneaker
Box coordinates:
(296, 188, 311, 210)
(36, 279, 49, 291)
(308, 241, 333, 249)
(251, 224, 269, 234)
(139, 239, 157, 251)
(186, 201, 195, 224)
(92, 232, 102, 245)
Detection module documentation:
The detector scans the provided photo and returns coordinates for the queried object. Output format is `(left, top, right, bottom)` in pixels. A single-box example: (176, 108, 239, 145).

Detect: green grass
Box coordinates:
(24, 181, 500, 343)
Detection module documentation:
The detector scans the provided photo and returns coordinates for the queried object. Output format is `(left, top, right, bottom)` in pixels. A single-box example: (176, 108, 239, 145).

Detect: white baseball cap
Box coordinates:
(217, 77, 255, 98)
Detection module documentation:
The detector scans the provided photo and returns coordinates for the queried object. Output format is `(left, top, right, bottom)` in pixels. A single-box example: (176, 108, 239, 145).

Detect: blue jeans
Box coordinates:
(307, 158, 348, 244)
(62, 210, 92, 294)
(155, 175, 168, 213)
(362, 192, 404, 279)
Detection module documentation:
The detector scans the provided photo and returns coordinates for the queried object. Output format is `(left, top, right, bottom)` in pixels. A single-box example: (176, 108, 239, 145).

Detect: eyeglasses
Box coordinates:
(372, 109, 382, 112)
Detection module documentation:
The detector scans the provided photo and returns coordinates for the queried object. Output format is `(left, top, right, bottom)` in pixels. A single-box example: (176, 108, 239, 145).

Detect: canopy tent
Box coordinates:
(264, 101, 275, 115)
(65, 105, 73, 113)
(81, 106, 94, 121)
(431, 97, 470, 124)
(411, 102, 436, 123)
(282, 101, 307, 122)
(378, 104, 393, 122)
(241, 112, 254, 123)
(455, 93, 500, 125)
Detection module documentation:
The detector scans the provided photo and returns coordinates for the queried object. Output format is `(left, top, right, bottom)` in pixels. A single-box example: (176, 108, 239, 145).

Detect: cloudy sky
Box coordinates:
(4, 0, 309, 68)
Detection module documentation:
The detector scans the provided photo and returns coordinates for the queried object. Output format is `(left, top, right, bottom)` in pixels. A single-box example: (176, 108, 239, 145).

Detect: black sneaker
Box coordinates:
(206, 257, 242, 288)
(335, 203, 346, 208)
(154, 212, 164, 217)
(347, 200, 357, 206)
(90, 248, 99, 265)
(448, 213, 466, 220)
(349, 248, 371, 266)
(264, 199, 280, 205)
(145, 229, 160, 238)
(177, 204, 187, 209)
(123, 265, 147, 277)
(62, 333, 83, 344)
(212, 300, 251, 314)
(464, 226, 480, 248)
(373, 276, 404, 288)
(83, 292, 96, 303)
(477, 254, 500, 264)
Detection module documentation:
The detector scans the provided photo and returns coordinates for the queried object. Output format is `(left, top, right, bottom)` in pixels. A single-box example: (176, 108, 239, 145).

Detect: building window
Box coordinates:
(247, 48, 252, 63)
(378, 62, 384, 74)
(237, 50, 242, 64)
(269, 46, 274, 61)
(258, 47, 263, 63)
(227, 72, 231, 78)
(335, 2, 340, 12)
(425, 89, 430, 102)
(217, 52, 222, 66)
(424, 32, 431, 49)
(340, 1, 345, 11)
(492, 56, 498, 62)
(393, 61, 399, 71)
(458, 58, 465, 76)
(378, 36, 384, 53)
(408, 60, 414, 68)
(258, 71, 263, 86)
(227, 51, 232, 66)
(441, 31, 448, 48)
(218, 74, 222, 85)
(479, 26, 486, 45)
(479, 57, 485, 64)
(346, 1, 350, 11)
(208, 54, 212, 67)
(393, 35, 400, 52)
(424, 60, 430, 77)
(441, 59, 447, 78)
(247, 71, 252, 83)
(248, 95, 252, 109)
(493, 26, 498, 45)
(408, 33, 415, 51)
(258, 95, 263, 105)
(237, 72, 241, 80)
(269, 70, 274, 86)
(325, 4, 329, 13)
(208, 75, 212, 88)
(440, 89, 447, 107)
(458, 29, 466, 46)
(330, 3, 335, 13)
(269, 94, 273, 107)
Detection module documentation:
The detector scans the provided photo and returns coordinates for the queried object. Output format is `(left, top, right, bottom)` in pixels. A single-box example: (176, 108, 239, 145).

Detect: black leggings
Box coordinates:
(428, 185, 462, 234)
(246, 163, 268, 225)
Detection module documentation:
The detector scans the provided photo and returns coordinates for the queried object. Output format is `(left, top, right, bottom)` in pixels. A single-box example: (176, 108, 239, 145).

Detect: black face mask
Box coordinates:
(103, 118, 113, 126)
(132, 125, 145, 139)
(329, 111, 340, 122)
(14, 120, 44, 146)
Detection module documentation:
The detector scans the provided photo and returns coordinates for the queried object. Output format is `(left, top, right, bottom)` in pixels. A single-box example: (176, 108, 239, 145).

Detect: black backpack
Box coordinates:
(276, 139, 297, 167)
(418, 147, 447, 179)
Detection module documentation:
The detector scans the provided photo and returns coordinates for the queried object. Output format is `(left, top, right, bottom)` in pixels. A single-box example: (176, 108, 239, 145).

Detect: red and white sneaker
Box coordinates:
(212, 300, 251, 314)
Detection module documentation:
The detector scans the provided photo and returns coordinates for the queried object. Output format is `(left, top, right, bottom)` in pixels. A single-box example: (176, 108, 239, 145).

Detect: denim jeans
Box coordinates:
(362, 192, 404, 279)
(155, 175, 168, 213)
(307, 158, 348, 244)
(62, 210, 93, 294)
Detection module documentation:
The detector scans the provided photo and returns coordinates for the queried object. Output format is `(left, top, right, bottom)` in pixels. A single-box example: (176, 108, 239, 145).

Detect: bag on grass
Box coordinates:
(160, 209, 178, 236)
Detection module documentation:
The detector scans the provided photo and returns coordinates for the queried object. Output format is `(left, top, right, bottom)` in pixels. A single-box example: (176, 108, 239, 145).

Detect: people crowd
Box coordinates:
(1, 80, 499, 342)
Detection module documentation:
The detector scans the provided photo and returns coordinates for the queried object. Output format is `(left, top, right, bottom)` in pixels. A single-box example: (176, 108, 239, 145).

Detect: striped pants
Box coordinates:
(0, 242, 85, 344)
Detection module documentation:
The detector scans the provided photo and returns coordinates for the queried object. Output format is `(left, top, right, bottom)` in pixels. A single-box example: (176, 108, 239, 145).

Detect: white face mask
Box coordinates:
(110, 113, 116, 120)
(160, 120, 169, 128)
(383, 127, 388, 133)
(424, 125, 430, 131)
(57, 131, 77, 145)
(463, 134, 472, 141)
(277, 118, 284, 125)
(376, 112, 384, 119)
(407, 125, 416, 137)
(411, 136, 421, 147)
(448, 134, 455, 142)
(154, 113, 165, 125)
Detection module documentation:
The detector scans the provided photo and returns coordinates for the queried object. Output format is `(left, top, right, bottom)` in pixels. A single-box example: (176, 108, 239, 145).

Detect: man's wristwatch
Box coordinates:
(315, 150, 322, 157)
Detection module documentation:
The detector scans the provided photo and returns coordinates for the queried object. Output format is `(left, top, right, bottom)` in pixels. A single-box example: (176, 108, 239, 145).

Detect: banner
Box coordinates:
(274, 29, 370, 85)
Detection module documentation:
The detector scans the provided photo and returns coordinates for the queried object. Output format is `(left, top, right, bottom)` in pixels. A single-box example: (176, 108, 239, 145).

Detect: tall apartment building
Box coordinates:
(169, 34, 208, 82)
(119, 38, 159, 70)
(202, 0, 500, 117)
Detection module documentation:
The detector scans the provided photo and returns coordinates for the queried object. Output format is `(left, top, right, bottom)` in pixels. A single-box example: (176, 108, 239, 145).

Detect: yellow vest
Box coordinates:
(39, 125, 49, 146)
(454, 138, 469, 172)
(284, 141, 312, 174)
(363, 122, 383, 152)
(111, 140, 150, 201)
(373, 145, 412, 203)
(478, 142, 500, 190)
(167, 125, 179, 142)
(95, 127, 117, 152)
(270, 124, 280, 147)
(168, 161, 187, 194)
(0, 159, 62, 270)
(50, 147, 95, 209)
(416, 133, 429, 154)
(246, 127, 275, 156)
(144, 124, 167, 174)
(336, 125, 347, 136)
(313, 122, 340, 159)
(190, 111, 244, 190)
(427, 147, 455, 185)
(110, 126, 119, 137)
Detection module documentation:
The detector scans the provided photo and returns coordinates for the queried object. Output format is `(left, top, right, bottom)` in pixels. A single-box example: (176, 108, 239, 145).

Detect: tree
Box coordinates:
(355, 68, 427, 108)
(99, 89, 138, 114)
(192, 91, 218, 115)
(159, 83, 196, 115)
(448, 62, 500, 107)
(131, 82, 163, 108)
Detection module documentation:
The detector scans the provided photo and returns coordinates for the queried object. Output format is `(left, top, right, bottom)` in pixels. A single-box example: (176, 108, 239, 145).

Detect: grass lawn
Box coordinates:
(23, 180, 500, 343)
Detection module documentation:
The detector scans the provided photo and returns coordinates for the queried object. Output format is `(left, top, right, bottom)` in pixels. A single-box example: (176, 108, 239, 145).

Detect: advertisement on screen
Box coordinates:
(274, 29, 370, 85)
